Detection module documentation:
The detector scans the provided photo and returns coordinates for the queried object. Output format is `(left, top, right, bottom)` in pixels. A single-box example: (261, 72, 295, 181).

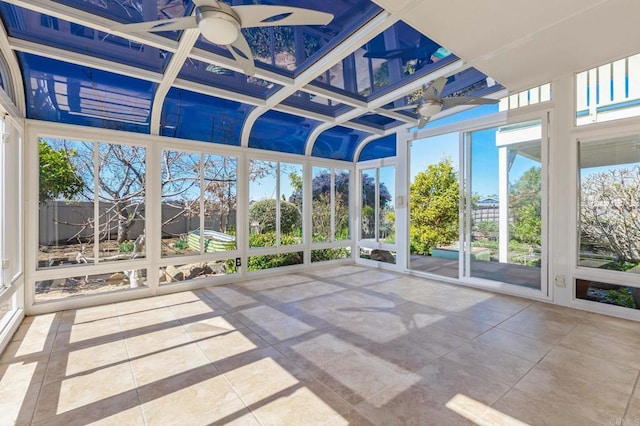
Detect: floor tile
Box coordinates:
(196, 328, 269, 363)
(415, 358, 511, 406)
(246, 375, 351, 426)
(474, 327, 553, 362)
(443, 341, 535, 386)
(4, 267, 640, 426)
(493, 388, 603, 426)
(44, 339, 130, 384)
(354, 377, 475, 426)
(560, 328, 640, 369)
(497, 311, 576, 344)
(137, 364, 239, 425)
(32, 363, 137, 423)
(306, 350, 416, 405)
(537, 345, 639, 395)
(514, 367, 628, 424)
(129, 342, 210, 386)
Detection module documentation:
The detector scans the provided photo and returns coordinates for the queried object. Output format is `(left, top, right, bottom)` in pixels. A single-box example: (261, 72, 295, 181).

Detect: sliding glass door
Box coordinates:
(408, 118, 546, 293)
(463, 120, 543, 290)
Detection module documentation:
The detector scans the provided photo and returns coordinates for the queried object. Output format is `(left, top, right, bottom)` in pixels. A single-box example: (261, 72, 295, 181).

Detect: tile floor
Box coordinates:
(2, 265, 640, 425)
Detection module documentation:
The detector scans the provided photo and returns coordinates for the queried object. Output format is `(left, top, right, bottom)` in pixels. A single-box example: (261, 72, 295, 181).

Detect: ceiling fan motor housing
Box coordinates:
(196, 5, 241, 45)
(417, 101, 443, 117)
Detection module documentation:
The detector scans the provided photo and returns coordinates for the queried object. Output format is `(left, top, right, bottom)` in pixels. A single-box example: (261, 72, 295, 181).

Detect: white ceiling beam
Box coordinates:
(0, 13, 24, 114)
(9, 37, 164, 84)
(150, 28, 200, 135)
(343, 121, 385, 135)
(302, 85, 368, 108)
(241, 10, 396, 148)
(2, 0, 179, 52)
(269, 10, 397, 108)
(272, 104, 336, 124)
(306, 59, 466, 155)
(172, 78, 265, 107)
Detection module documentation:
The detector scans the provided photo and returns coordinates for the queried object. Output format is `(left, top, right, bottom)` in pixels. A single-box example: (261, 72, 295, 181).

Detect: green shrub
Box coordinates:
(119, 240, 134, 253)
(174, 239, 188, 250)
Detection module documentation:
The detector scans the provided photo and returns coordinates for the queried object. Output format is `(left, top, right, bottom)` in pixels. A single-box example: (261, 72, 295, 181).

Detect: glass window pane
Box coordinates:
(248, 251, 304, 271)
(409, 132, 459, 277)
(38, 139, 94, 269)
(335, 169, 351, 241)
(579, 136, 640, 272)
(203, 154, 237, 251)
(249, 160, 277, 248)
(311, 247, 351, 262)
(98, 143, 146, 262)
(161, 150, 201, 257)
(466, 121, 542, 289)
(361, 169, 376, 240)
(35, 269, 147, 302)
(311, 167, 331, 242)
(160, 259, 236, 286)
(379, 166, 395, 243)
(280, 163, 303, 246)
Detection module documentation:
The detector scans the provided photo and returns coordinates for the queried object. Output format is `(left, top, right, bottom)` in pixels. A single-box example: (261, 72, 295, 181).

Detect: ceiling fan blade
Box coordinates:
(417, 116, 430, 129)
(112, 16, 197, 33)
(441, 96, 500, 108)
(233, 5, 333, 28)
(423, 76, 447, 101)
(229, 33, 256, 76)
(193, 0, 217, 6)
(388, 104, 419, 112)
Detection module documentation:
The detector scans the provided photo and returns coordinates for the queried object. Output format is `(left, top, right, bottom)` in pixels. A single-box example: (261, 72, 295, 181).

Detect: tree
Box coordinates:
(410, 158, 459, 255)
(249, 199, 301, 234)
(38, 139, 84, 204)
(581, 166, 640, 263)
(509, 166, 542, 245)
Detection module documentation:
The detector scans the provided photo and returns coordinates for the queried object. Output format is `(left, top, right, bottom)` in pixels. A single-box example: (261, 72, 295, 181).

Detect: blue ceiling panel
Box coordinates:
(312, 126, 370, 161)
(178, 58, 281, 99)
(193, 0, 380, 77)
(161, 88, 253, 145)
(281, 91, 352, 117)
(249, 110, 320, 155)
(311, 20, 456, 101)
(358, 134, 396, 161)
(20, 53, 155, 133)
(0, 4, 171, 73)
(51, 0, 193, 40)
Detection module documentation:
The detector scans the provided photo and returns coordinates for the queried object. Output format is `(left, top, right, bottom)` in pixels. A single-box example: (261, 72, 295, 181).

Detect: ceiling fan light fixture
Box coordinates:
(417, 102, 442, 117)
(197, 7, 241, 45)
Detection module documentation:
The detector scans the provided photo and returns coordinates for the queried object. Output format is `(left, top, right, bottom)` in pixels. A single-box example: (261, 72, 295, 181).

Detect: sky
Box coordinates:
(410, 121, 541, 198)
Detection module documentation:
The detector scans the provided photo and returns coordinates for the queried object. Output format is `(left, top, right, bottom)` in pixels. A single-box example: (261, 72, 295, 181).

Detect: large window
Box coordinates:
(161, 150, 237, 257)
(38, 139, 146, 268)
(576, 53, 640, 125)
(579, 136, 640, 274)
(36, 138, 148, 301)
(248, 159, 303, 271)
(360, 167, 394, 243)
(311, 167, 351, 243)
(249, 160, 302, 248)
(359, 165, 395, 264)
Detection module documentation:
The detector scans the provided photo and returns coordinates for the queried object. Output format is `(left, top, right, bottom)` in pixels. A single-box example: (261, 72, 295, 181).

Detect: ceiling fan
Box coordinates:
(388, 77, 499, 128)
(113, 0, 334, 76)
